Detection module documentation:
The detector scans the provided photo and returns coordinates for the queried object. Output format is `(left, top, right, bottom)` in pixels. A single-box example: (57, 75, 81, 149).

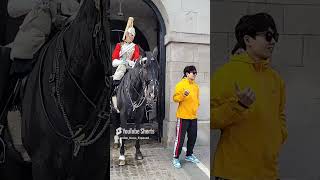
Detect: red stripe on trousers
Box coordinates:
(175, 118, 182, 157)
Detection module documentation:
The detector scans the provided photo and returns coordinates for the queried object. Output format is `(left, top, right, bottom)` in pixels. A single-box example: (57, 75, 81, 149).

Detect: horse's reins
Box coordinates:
(125, 67, 147, 112)
(125, 58, 159, 117)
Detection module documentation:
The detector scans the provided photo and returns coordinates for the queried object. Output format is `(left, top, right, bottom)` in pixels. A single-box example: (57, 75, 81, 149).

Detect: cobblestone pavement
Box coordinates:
(110, 139, 210, 180)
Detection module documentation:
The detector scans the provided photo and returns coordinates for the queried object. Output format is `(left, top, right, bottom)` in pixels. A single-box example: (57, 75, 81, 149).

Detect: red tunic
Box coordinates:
(111, 43, 140, 61)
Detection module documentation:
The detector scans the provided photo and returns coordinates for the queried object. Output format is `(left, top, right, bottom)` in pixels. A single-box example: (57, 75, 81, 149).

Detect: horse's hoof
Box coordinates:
(119, 160, 126, 166)
(135, 153, 144, 160)
(113, 143, 120, 149)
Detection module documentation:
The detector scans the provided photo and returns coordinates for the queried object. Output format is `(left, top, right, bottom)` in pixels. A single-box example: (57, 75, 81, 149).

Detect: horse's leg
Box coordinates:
(31, 147, 60, 180)
(0, 158, 32, 180)
(135, 110, 143, 160)
(118, 110, 126, 166)
(73, 127, 110, 180)
(135, 138, 143, 160)
(32, 159, 56, 180)
(32, 131, 109, 180)
(119, 138, 125, 166)
(29, 135, 73, 180)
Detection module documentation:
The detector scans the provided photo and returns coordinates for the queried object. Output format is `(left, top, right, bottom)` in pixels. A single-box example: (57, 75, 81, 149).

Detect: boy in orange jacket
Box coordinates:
(172, 65, 200, 168)
(211, 13, 288, 179)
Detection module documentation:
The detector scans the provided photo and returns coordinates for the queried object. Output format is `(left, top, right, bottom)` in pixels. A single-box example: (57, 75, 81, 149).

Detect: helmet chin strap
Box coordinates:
(124, 39, 132, 43)
(124, 33, 135, 43)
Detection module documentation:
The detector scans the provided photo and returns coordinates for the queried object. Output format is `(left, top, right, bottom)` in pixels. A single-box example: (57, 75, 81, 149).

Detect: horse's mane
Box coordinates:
(33, 0, 110, 128)
(118, 52, 159, 95)
(60, 0, 110, 80)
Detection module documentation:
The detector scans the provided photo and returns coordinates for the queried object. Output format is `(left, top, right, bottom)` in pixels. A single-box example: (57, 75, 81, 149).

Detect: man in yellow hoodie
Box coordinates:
(172, 65, 200, 168)
(211, 13, 288, 179)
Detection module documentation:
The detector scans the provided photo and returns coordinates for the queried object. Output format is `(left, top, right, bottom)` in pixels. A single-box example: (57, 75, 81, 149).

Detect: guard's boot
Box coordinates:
(0, 47, 12, 164)
(111, 80, 121, 113)
(0, 46, 12, 113)
(112, 96, 120, 113)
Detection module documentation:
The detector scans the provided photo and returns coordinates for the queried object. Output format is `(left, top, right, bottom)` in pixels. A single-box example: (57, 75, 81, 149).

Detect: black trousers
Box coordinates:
(173, 118, 197, 158)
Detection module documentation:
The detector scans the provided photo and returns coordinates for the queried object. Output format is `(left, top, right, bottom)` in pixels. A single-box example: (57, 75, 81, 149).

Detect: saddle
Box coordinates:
(5, 21, 67, 110)
(112, 68, 132, 96)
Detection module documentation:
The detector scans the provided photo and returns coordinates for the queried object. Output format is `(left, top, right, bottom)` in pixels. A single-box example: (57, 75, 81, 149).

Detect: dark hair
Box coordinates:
(183, 65, 197, 77)
(234, 12, 277, 51)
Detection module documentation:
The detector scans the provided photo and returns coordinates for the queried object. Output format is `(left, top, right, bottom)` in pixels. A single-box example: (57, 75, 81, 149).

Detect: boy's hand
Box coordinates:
(184, 90, 190, 96)
(235, 83, 256, 108)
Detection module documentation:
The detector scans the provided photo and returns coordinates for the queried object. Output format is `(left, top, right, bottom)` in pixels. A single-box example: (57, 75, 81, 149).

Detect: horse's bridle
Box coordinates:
(38, 0, 110, 157)
(125, 63, 159, 114)
(145, 79, 159, 102)
(125, 68, 147, 112)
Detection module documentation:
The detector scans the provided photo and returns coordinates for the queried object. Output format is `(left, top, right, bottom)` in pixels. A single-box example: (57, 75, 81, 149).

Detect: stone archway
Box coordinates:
(110, 0, 167, 140)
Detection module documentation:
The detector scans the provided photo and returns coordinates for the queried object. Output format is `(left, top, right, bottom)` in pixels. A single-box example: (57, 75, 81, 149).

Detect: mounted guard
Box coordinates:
(111, 17, 140, 113)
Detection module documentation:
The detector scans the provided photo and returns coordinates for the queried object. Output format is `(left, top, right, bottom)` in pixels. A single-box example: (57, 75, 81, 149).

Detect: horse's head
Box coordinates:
(87, 0, 111, 77)
(94, 0, 111, 75)
(139, 47, 160, 103)
(66, 0, 112, 80)
(57, 0, 112, 126)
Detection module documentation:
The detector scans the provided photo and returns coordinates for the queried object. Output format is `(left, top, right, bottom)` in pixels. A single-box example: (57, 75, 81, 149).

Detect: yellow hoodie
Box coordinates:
(173, 77, 200, 119)
(211, 53, 288, 179)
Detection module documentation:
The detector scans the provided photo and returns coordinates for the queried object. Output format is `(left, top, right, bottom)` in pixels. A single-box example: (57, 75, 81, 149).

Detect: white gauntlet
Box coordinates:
(128, 60, 135, 68)
(112, 59, 122, 67)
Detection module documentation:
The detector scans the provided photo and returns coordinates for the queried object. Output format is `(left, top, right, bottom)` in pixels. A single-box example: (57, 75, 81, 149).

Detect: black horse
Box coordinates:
(1, 0, 111, 179)
(112, 48, 159, 166)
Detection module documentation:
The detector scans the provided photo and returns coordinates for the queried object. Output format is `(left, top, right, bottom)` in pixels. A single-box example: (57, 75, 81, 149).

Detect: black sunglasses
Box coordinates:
(190, 71, 197, 75)
(256, 31, 279, 42)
